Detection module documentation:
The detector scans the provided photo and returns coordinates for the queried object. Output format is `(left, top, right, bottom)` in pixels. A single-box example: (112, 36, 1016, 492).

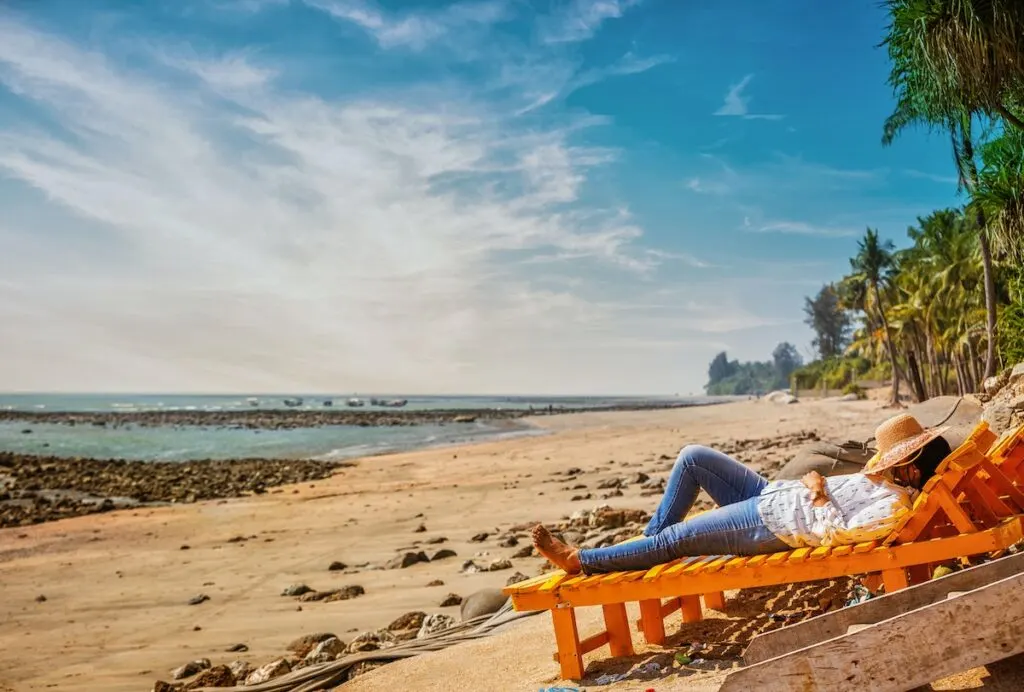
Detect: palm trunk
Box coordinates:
(958, 121, 998, 379)
(996, 102, 1024, 131)
(953, 354, 966, 397)
(873, 281, 901, 405)
(926, 330, 941, 398)
(967, 338, 982, 390)
(905, 347, 927, 402)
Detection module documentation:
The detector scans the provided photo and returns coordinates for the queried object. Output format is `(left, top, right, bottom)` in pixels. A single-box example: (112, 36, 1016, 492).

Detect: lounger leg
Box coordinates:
(601, 603, 634, 657)
(907, 564, 930, 585)
(638, 599, 666, 645)
(680, 595, 703, 623)
(703, 591, 727, 611)
(551, 605, 584, 680)
(882, 567, 910, 593)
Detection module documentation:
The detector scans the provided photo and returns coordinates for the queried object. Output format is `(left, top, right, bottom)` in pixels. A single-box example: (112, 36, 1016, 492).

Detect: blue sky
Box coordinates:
(0, 0, 962, 395)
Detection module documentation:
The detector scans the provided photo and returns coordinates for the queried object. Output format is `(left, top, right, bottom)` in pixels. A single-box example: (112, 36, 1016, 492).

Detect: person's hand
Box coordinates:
(801, 471, 829, 506)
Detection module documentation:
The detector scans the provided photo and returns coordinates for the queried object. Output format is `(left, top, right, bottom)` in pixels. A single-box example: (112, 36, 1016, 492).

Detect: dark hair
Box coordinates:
(909, 436, 952, 488)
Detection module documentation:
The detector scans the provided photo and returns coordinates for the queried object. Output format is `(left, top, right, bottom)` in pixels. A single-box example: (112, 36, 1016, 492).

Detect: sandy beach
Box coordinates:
(0, 398, 906, 691)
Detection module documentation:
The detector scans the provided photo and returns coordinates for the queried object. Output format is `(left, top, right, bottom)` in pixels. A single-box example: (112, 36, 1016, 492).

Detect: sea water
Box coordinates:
(0, 393, 723, 462)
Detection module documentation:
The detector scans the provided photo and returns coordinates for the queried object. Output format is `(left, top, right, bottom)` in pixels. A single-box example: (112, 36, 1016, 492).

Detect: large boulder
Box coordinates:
(459, 588, 509, 621)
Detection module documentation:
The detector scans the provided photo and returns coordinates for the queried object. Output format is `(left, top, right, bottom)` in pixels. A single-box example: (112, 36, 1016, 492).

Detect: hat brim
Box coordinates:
(862, 425, 951, 474)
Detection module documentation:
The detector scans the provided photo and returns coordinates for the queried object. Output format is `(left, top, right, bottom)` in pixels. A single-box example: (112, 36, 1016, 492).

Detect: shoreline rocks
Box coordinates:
(0, 402, 698, 430)
(0, 453, 352, 528)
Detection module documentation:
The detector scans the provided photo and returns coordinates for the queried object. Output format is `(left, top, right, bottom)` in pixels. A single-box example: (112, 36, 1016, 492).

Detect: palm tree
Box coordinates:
(881, 0, 1017, 378)
(850, 229, 902, 405)
(973, 126, 1024, 263)
(882, 0, 1024, 131)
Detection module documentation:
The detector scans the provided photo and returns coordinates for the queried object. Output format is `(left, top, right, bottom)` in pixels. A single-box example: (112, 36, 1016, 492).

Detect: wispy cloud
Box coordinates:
(752, 221, 860, 238)
(517, 51, 672, 113)
(685, 177, 731, 195)
(713, 74, 784, 121)
(537, 0, 642, 44)
(300, 0, 511, 50)
(0, 12, 722, 395)
(902, 168, 958, 185)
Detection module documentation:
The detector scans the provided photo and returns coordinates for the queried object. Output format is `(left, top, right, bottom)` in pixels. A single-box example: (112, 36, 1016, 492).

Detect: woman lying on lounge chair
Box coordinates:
(533, 414, 952, 575)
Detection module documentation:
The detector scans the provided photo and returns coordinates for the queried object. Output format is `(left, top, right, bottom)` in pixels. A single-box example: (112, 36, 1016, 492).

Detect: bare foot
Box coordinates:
(532, 525, 582, 574)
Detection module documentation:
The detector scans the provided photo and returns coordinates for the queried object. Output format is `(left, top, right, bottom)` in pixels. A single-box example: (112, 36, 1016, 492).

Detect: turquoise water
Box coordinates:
(0, 394, 725, 462)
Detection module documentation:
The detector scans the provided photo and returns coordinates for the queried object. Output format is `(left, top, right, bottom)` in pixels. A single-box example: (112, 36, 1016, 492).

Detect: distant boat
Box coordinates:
(283, 397, 303, 407)
(380, 399, 408, 408)
(322, 399, 333, 407)
(247, 397, 259, 407)
(346, 398, 365, 407)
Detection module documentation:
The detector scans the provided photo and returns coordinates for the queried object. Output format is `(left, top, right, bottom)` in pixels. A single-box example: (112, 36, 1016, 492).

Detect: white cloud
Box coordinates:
(752, 221, 860, 238)
(685, 177, 730, 195)
(902, 168, 958, 185)
(538, 0, 642, 44)
(0, 14, 742, 395)
(713, 73, 784, 121)
(300, 0, 511, 50)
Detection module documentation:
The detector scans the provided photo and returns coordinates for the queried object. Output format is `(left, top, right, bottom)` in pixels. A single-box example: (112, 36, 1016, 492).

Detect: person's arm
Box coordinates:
(801, 470, 830, 507)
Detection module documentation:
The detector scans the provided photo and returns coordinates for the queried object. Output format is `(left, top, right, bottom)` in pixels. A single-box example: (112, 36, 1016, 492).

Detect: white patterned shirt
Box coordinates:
(756, 474, 914, 549)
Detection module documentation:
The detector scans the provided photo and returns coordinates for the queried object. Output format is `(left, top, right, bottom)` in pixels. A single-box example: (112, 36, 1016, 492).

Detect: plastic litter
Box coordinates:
(594, 673, 628, 685)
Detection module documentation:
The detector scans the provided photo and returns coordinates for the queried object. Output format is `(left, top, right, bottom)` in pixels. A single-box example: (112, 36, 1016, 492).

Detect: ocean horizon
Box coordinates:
(0, 393, 733, 463)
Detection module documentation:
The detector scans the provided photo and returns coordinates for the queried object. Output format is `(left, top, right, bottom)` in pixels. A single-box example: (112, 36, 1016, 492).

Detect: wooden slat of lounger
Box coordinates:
(539, 573, 570, 592)
(722, 556, 751, 572)
(808, 546, 831, 561)
(745, 554, 769, 568)
(683, 556, 719, 575)
(643, 561, 680, 581)
(559, 575, 591, 589)
(788, 548, 812, 563)
(853, 541, 879, 554)
(664, 556, 707, 577)
(702, 556, 733, 574)
(831, 545, 853, 557)
(765, 551, 791, 566)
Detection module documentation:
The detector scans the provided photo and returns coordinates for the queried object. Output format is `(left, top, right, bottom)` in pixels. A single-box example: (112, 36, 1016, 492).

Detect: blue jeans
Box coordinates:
(577, 445, 789, 574)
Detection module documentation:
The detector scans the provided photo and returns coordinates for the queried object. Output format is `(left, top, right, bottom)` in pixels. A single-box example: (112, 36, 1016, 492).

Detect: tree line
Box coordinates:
(708, 2, 1024, 401)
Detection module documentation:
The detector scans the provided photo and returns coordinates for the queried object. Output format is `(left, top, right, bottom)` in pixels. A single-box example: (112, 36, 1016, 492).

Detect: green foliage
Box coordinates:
(704, 343, 803, 396)
(804, 284, 851, 360)
(999, 266, 1024, 366)
(842, 383, 867, 399)
(791, 357, 874, 391)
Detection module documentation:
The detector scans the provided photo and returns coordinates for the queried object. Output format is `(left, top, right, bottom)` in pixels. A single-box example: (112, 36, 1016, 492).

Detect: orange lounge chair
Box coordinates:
(504, 426, 1024, 680)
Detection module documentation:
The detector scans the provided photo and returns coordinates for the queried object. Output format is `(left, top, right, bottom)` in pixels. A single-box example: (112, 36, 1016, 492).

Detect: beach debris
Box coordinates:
(346, 629, 398, 653)
(487, 558, 513, 571)
(385, 551, 429, 569)
(244, 659, 291, 685)
(932, 565, 955, 580)
(497, 534, 519, 547)
(348, 661, 388, 679)
(417, 613, 456, 638)
(414, 523, 426, 533)
(152, 682, 179, 692)
(327, 560, 347, 571)
(186, 594, 209, 606)
(470, 532, 489, 542)
(505, 571, 529, 586)
(286, 632, 338, 658)
(34, 594, 46, 603)
(227, 660, 250, 681)
(511, 544, 534, 558)
(171, 659, 211, 680)
(387, 611, 426, 632)
(460, 559, 484, 574)
(426, 579, 445, 586)
(596, 477, 622, 490)
(280, 584, 313, 597)
(182, 665, 234, 689)
(430, 548, 457, 561)
(425, 536, 448, 544)
(225, 643, 248, 652)
(298, 585, 365, 602)
(845, 584, 873, 606)
(303, 636, 346, 664)
(675, 652, 692, 665)
(179, 545, 190, 550)
(594, 672, 628, 685)
(439, 593, 463, 607)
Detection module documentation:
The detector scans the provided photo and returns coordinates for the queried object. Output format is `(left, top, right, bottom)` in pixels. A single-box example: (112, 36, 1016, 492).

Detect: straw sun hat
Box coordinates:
(864, 413, 950, 474)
